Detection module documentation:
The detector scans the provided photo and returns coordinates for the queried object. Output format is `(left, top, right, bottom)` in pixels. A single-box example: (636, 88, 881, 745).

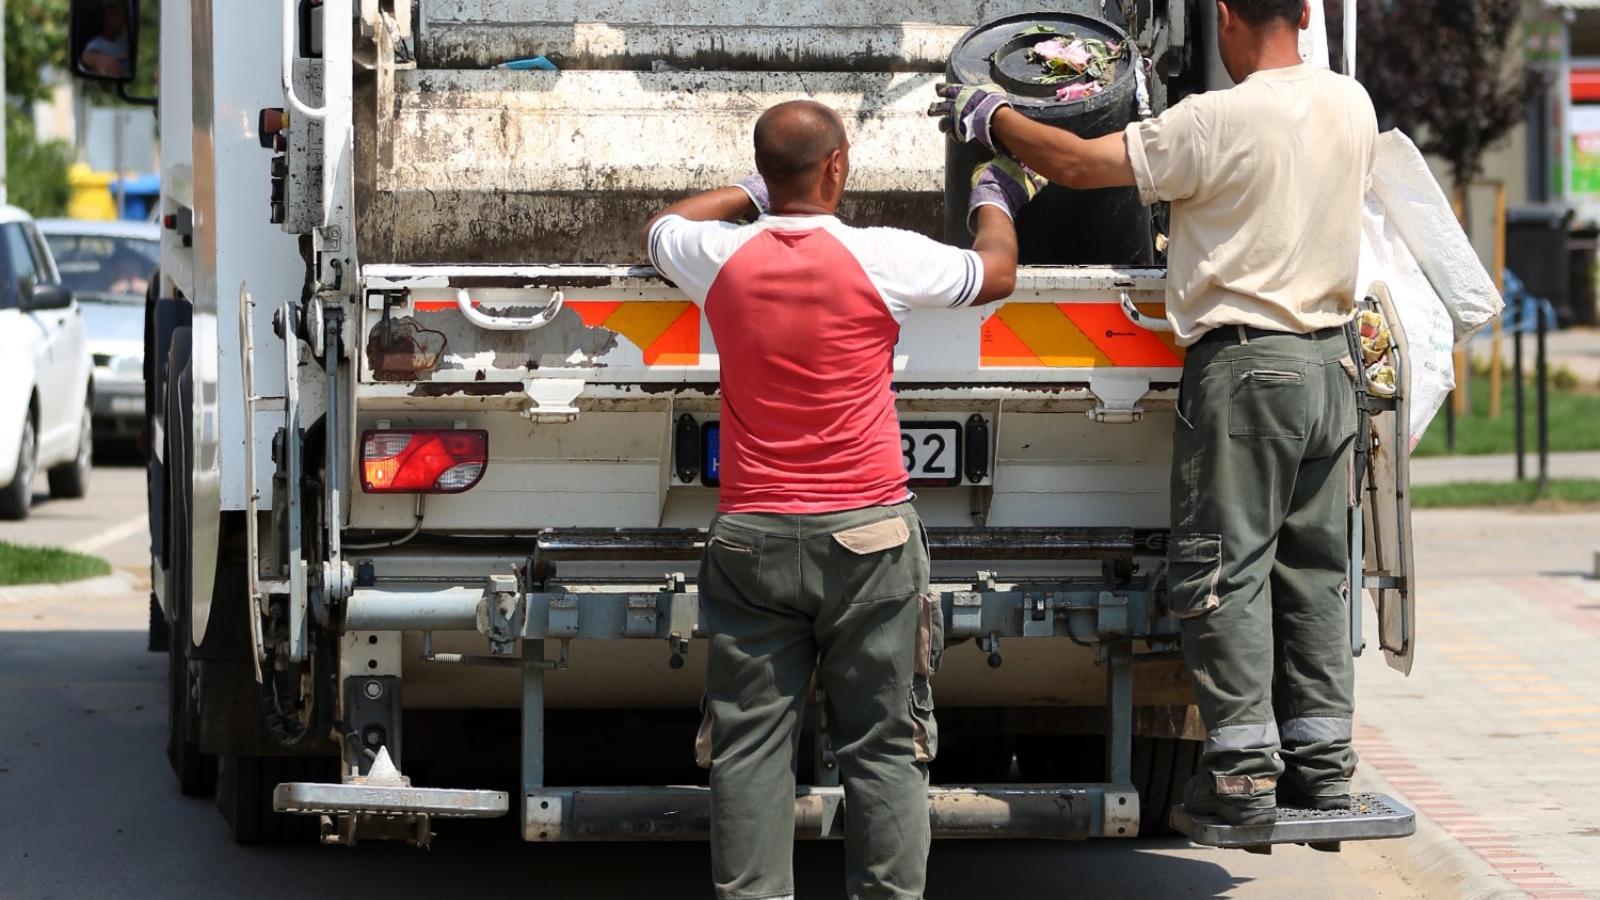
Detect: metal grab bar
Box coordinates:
(1119, 292, 1173, 333)
(282, 0, 326, 120)
(456, 289, 565, 332)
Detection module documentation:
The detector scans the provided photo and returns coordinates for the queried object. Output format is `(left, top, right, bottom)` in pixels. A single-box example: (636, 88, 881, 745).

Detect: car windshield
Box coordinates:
(44, 233, 159, 301)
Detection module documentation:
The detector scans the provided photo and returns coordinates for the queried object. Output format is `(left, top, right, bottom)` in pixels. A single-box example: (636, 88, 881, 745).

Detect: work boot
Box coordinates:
(1181, 774, 1276, 826)
(1278, 783, 1353, 812)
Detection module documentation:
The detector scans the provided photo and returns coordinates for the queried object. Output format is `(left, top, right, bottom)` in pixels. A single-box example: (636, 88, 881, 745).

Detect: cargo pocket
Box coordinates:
(832, 515, 916, 603)
(694, 694, 713, 770)
(915, 591, 944, 677)
(910, 676, 938, 764)
(1166, 532, 1223, 619)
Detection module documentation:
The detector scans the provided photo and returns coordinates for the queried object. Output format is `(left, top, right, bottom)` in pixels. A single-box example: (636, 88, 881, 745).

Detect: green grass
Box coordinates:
(0, 541, 112, 586)
(1413, 376, 1600, 458)
(1412, 479, 1600, 509)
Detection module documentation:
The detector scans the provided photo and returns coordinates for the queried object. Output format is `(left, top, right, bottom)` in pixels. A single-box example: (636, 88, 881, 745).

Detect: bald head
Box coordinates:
(753, 100, 849, 191)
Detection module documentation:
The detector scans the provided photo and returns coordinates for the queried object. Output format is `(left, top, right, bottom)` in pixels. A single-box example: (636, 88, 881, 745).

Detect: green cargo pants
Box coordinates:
(698, 501, 939, 900)
(1167, 325, 1360, 811)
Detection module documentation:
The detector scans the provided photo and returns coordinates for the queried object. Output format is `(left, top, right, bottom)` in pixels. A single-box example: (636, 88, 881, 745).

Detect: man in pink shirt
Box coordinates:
(644, 100, 1031, 900)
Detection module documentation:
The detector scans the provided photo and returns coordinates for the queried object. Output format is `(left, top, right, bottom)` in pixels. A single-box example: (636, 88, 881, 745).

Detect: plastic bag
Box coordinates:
(1356, 197, 1457, 451)
(1367, 131, 1505, 344)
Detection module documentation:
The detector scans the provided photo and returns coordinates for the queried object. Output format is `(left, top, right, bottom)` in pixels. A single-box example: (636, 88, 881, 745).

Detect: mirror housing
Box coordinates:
(69, 0, 140, 85)
(25, 283, 74, 312)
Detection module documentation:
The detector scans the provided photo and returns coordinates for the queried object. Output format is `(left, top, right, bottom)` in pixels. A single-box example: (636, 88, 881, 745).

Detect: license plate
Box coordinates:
(109, 396, 143, 415)
(700, 421, 964, 488)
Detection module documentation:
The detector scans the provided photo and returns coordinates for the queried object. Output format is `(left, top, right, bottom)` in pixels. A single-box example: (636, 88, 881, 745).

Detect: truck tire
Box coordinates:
(161, 334, 214, 796)
(1129, 736, 1203, 838)
(147, 594, 169, 652)
(216, 754, 332, 845)
(46, 399, 93, 499)
(167, 613, 216, 797)
(1013, 734, 1202, 837)
(0, 414, 37, 520)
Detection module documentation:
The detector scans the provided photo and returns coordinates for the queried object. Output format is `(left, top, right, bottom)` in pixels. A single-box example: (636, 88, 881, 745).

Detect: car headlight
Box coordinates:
(92, 353, 145, 380)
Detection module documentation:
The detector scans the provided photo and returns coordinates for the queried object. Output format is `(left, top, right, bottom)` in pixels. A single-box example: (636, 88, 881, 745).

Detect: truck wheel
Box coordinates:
(0, 415, 37, 520)
(147, 595, 168, 652)
(167, 614, 216, 797)
(1130, 737, 1202, 838)
(216, 754, 332, 845)
(46, 400, 93, 499)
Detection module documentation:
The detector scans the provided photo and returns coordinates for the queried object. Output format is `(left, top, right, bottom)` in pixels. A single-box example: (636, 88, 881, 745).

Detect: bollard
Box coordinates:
(1536, 301, 1550, 495)
(1513, 313, 1525, 482)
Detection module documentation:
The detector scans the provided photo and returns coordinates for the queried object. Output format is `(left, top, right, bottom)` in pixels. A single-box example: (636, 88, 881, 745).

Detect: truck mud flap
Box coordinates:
(1170, 792, 1415, 851)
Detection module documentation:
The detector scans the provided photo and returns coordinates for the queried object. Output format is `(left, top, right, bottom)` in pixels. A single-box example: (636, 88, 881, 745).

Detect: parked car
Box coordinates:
(38, 219, 158, 445)
(0, 207, 94, 519)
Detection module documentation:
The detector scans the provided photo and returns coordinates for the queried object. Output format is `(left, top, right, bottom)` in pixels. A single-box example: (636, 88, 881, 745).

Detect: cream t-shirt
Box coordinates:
(1124, 64, 1378, 347)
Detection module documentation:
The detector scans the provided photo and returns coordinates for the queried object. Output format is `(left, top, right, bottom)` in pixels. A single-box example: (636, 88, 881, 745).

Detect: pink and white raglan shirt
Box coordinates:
(649, 214, 984, 515)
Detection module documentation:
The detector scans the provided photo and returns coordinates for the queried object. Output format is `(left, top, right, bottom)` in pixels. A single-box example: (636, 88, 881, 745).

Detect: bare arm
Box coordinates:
(989, 107, 1135, 191)
(969, 205, 1018, 305)
(640, 187, 757, 252)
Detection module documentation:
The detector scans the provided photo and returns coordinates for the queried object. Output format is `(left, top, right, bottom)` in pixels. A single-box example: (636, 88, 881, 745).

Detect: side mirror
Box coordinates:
(25, 283, 74, 312)
(69, 0, 139, 85)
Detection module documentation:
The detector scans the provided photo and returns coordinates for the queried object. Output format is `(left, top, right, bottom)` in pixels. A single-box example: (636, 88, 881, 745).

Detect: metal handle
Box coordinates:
(283, 0, 326, 120)
(1118, 292, 1172, 333)
(455, 289, 565, 332)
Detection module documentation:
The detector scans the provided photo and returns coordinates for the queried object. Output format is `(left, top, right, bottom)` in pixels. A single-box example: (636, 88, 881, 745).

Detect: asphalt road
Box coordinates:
(10, 458, 1599, 898)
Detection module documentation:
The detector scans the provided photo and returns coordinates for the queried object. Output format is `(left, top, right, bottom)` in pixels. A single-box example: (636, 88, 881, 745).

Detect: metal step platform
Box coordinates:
(1169, 793, 1415, 851)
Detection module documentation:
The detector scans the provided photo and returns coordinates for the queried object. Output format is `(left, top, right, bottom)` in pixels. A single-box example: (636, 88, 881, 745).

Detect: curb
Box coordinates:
(0, 569, 144, 604)
(1354, 765, 1522, 900)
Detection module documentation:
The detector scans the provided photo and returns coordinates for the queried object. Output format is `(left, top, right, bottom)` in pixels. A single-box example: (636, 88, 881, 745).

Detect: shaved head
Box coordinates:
(753, 100, 849, 190)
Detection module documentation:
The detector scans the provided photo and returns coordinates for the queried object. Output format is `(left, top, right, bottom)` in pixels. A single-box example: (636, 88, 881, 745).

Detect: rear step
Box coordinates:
(1169, 793, 1415, 852)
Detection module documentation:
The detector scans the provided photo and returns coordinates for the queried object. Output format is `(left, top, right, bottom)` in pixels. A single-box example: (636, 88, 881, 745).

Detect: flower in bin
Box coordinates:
(1034, 38, 1093, 73)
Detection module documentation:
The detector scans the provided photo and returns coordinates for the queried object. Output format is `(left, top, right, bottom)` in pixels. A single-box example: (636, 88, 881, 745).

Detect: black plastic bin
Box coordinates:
(1567, 224, 1597, 327)
(1506, 206, 1572, 323)
(943, 12, 1153, 266)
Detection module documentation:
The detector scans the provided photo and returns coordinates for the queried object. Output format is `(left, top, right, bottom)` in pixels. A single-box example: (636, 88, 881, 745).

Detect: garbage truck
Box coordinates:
(69, 0, 1417, 850)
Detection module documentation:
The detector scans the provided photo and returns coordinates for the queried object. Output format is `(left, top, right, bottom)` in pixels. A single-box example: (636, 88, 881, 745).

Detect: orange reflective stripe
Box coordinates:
(568, 300, 701, 366)
(981, 303, 1185, 368)
(567, 300, 622, 327)
(1058, 303, 1184, 367)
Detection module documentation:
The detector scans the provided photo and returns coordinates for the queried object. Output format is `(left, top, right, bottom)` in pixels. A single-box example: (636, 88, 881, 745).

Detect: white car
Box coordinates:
(0, 206, 94, 519)
(38, 218, 159, 444)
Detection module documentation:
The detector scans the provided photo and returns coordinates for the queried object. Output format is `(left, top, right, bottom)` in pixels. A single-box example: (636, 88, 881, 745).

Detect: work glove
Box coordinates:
(968, 156, 1047, 234)
(732, 174, 771, 216)
(928, 82, 1012, 153)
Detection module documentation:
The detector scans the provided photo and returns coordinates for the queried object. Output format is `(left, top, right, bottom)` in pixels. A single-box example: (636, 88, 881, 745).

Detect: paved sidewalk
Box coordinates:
(1410, 451, 1600, 486)
(1354, 508, 1600, 898)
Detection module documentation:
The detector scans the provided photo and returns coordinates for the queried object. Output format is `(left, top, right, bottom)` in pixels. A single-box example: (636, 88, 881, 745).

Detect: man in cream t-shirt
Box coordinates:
(932, 0, 1377, 825)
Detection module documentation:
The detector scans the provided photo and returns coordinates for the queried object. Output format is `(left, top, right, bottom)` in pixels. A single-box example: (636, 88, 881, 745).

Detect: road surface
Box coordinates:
(2, 460, 1596, 898)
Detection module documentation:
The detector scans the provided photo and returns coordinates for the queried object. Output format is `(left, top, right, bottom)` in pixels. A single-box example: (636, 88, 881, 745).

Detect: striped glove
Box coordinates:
(929, 82, 1012, 153)
(968, 156, 1047, 234)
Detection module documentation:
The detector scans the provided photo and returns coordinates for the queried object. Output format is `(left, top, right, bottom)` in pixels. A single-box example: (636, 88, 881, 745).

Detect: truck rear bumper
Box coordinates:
(525, 784, 1140, 842)
(274, 782, 1141, 841)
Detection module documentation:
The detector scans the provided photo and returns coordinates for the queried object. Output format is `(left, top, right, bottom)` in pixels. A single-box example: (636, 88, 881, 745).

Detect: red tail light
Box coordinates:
(361, 429, 489, 494)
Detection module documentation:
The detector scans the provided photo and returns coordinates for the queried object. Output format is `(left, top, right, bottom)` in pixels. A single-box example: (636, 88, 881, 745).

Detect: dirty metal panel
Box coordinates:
(416, 0, 1099, 70)
(366, 69, 954, 263)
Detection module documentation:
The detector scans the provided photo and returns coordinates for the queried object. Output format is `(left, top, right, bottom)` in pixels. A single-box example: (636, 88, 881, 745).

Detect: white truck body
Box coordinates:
(110, 0, 1412, 847)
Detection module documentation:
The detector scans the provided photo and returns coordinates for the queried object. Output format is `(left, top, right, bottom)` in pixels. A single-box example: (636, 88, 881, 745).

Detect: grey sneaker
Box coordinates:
(1181, 775, 1276, 827)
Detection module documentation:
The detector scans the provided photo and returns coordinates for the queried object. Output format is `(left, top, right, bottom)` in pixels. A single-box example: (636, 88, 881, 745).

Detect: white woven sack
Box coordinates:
(1367, 130, 1505, 344)
(1356, 197, 1458, 451)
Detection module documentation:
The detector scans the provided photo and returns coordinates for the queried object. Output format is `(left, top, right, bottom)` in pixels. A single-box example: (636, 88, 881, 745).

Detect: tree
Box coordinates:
(5, 0, 71, 104)
(6, 103, 71, 215)
(1326, 0, 1538, 188)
